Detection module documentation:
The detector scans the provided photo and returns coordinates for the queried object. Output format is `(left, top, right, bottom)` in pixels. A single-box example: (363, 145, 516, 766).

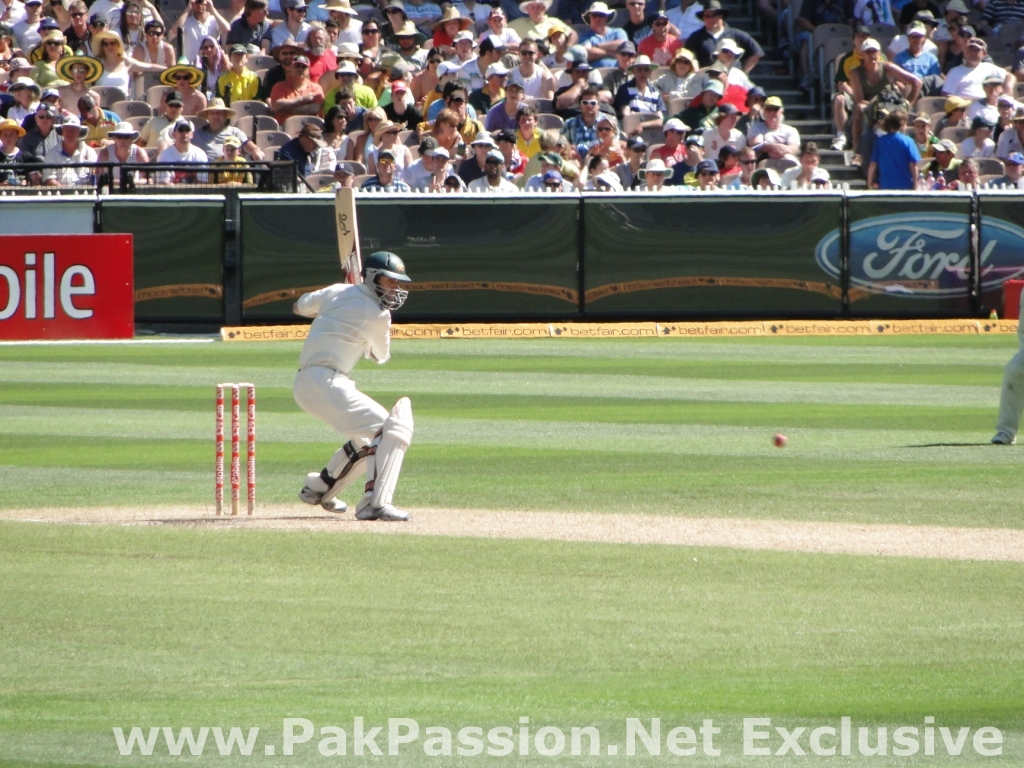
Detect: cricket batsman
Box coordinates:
(292, 251, 414, 521)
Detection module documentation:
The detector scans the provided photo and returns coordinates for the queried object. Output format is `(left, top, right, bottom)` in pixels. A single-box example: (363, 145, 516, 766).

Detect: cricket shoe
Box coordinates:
(355, 501, 409, 521)
(298, 473, 348, 513)
(298, 487, 349, 513)
(991, 432, 1016, 445)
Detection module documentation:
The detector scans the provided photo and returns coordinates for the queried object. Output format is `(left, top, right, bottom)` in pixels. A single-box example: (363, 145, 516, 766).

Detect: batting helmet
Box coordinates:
(362, 251, 411, 310)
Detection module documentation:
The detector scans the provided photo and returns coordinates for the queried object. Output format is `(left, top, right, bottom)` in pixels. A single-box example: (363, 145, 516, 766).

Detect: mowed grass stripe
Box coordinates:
(1, 524, 1021, 725)
(0, 382, 1000, 430)
(3, 442, 1023, 527)
(0, 367, 1000, 406)
(0, 407, 1009, 464)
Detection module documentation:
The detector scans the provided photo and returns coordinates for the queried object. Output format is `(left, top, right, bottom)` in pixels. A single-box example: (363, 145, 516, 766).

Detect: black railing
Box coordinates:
(0, 161, 299, 195)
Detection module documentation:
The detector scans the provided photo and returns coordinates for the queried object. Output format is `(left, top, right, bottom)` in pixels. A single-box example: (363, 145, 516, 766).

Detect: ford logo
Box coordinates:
(815, 213, 1024, 297)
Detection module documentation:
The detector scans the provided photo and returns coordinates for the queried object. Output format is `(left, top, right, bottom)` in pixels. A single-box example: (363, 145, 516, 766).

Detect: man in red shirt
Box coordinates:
(637, 11, 682, 66)
(270, 54, 325, 124)
(650, 116, 688, 166)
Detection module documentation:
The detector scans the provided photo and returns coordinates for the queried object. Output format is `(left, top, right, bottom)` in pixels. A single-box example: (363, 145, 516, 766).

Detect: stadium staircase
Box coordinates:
(718, 0, 864, 188)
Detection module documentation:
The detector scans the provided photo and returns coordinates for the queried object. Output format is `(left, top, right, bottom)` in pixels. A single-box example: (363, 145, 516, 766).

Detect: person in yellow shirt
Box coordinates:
(217, 43, 262, 104)
(212, 135, 254, 184)
(515, 104, 542, 158)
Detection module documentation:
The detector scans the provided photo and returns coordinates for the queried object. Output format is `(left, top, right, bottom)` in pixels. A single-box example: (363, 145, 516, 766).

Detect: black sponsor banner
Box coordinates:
(583, 195, 843, 319)
(843, 195, 973, 318)
(977, 194, 1024, 317)
(240, 196, 581, 322)
(100, 199, 225, 322)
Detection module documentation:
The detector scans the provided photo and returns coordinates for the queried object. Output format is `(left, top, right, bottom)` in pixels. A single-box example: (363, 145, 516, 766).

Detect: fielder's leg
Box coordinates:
(299, 439, 371, 512)
(356, 397, 413, 521)
(993, 292, 1024, 445)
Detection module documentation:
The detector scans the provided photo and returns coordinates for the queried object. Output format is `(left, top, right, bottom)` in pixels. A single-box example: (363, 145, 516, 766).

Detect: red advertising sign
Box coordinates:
(0, 235, 134, 340)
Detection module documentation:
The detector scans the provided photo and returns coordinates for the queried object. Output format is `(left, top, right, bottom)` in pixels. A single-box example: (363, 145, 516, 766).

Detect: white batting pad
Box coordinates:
(367, 397, 414, 508)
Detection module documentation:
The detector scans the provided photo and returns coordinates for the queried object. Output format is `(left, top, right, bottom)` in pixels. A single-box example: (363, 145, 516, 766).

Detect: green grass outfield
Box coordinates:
(0, 335, 1022, 766)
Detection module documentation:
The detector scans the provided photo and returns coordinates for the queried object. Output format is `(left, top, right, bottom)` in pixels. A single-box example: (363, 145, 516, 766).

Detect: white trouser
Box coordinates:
(995, 294, 1024, 438)
(293, 365, 388, 446)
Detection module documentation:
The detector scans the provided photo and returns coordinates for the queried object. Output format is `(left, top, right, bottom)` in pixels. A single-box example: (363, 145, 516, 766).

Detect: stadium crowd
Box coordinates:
(1, 0, 1024, 190)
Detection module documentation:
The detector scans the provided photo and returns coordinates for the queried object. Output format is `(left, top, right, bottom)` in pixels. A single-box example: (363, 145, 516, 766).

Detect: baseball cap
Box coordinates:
(718, 102, 739, 115)
(685, 133, 704, 146)
(453, 30, 474, 44)
(431, 146, 450, 159)
(377, 147, 396, 160)
(471, 133, 497, 147)
(1005, 152, 1024, 165)
(391, 79, 408, 93)
(335, 61, 358, 75)
(485, 62, 509, 78)
(292, 55, 311, 66)
(967, 36, 986, 49)
(860, 37, 881, 52)
(944, 96, 970, 113)
(539, 151, 563, 166)
(173, 119, 194, 133)
(906, 21, 927, 35)
(764, 95, 783, 108)
(166, 89, 184, 105)
(695, 158, 719, 174)
(936, 138, 958, 153)
(971, 115, 995, 130)
(485, 149, 504, 163)
(542, 170, 563, 184)
(41, 88, 60, 100)
(853, 24, 871, 35)
(663, 117, 688, 133)
(702, 79, 724, 96)
(437, 61, 461, 77)
(223, 135, 242, 148)
(914, 9, 939, 24)
(913, 112, 930, 123)
(229, 43, 248, 55)
(983, 73, 1005, 85)
(616, 40, 637, 55)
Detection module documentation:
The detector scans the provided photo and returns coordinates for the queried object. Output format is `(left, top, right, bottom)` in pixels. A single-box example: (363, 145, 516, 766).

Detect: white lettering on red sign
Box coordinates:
(0, 252, 95, 321)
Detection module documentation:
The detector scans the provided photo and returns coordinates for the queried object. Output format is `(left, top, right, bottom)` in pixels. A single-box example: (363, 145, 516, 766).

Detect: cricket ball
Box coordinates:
(773, 433, 787, 448)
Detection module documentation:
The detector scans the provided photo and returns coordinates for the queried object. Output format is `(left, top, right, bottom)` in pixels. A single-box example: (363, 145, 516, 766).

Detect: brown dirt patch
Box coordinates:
(2, 506, 1022, 562)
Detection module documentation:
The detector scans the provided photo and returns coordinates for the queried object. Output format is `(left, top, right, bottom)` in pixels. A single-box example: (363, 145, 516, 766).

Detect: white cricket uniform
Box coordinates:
(995, 289, 1024, 440)
(292, 282, 391, 445)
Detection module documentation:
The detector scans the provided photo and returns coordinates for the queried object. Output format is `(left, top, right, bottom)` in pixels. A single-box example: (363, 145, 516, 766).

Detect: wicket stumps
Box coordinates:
(215, 383, 256, 515)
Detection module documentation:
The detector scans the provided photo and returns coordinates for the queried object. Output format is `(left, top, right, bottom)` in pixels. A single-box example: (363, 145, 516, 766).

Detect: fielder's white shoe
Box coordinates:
(355, 502, 409, 521)
(991, 432, 1016, 445)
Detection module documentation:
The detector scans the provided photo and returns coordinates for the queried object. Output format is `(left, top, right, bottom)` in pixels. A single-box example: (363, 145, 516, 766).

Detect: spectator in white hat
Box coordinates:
(468, 148, 519, 191)
(613, 54, 665, 130)
(458, 130, 498, 183)
(459, 33, 506, 91)
(97, 121, 151, 187)
(43, 115, 98, 187)
(470, 60, 509, 113)
(157, 119, 210, 184)
(651, 117, 688, 166)
(481, 6, 520, 50)
(579, 1, 627, 68)
(638, 156, 669, 190)
(510, 0, 576, 48)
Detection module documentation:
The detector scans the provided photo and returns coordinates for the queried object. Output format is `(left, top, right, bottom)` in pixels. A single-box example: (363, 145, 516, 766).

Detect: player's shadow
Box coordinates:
(906, 442, 994, 448)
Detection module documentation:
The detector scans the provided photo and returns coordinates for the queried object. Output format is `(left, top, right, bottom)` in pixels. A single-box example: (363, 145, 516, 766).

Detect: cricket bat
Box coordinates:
(335, 187, 362, 284)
